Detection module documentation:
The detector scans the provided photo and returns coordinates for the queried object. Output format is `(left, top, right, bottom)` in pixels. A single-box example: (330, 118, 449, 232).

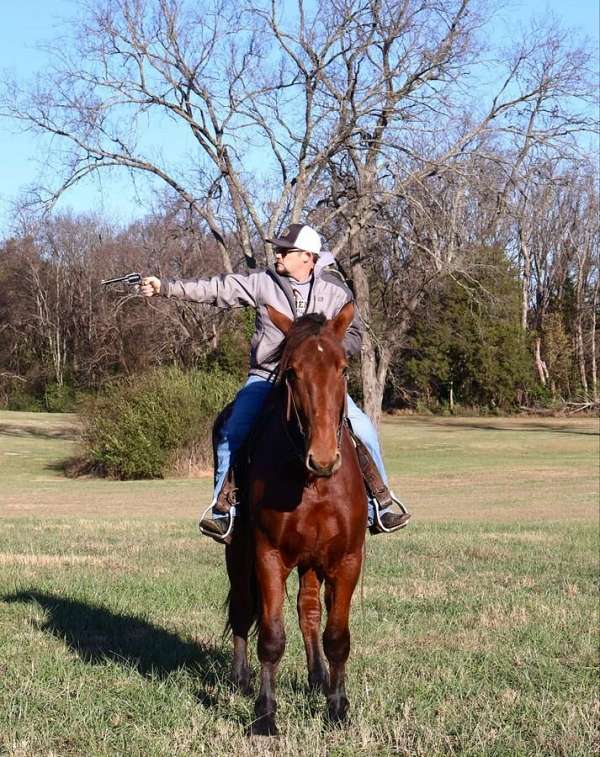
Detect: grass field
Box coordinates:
(0, 410, 598, 755)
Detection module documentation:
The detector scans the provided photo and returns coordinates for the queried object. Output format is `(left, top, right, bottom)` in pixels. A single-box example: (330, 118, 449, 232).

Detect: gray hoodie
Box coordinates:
(160, 266, 362, 380)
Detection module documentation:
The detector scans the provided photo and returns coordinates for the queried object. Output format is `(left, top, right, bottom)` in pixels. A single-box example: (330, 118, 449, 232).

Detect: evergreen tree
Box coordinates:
(390, 248, 535, 411)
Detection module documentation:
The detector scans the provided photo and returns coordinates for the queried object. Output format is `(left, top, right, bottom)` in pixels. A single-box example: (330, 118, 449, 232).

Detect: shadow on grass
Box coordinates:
(3, 590, 229, 698)
(4, 591, 350, 733)
(0, 423, 80, 441)
(400, 417, 598, 436)
(45, 457, 105, 479)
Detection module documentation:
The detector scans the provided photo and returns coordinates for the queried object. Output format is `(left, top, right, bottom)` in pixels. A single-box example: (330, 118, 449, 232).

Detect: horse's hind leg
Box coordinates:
(297, 567, 328, 692)
(225, 539, 254, 693)
(323, 552, 362, 724)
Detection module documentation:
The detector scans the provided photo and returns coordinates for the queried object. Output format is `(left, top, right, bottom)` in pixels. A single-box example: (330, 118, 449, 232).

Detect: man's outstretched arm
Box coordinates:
(140, 273, 259, 308)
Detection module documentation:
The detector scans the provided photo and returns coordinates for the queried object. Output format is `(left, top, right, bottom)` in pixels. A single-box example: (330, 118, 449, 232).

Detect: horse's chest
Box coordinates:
(256, 496, 356, 564)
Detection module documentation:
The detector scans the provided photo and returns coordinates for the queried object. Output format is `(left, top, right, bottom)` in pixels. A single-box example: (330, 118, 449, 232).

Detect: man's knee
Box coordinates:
(219, 380, 272, 448)
(220, 418, 249, 450)
(347, 409, 377, 448)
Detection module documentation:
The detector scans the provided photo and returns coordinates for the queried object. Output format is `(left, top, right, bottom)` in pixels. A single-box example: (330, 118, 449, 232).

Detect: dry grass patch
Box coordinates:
(480, 530, 562, 544)
(478, 603, 530, 630)
(372, 579, 448, 600)
(0, 552, 131, 570)
(410, 628, 498, 654)
(2, 411, 598, 525)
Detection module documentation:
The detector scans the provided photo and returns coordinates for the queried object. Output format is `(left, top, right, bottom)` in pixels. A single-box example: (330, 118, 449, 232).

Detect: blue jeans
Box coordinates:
(212, 375, 389, 525)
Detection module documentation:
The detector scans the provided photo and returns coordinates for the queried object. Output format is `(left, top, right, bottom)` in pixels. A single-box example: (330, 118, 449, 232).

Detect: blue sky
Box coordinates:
(0, 0, 598, 236)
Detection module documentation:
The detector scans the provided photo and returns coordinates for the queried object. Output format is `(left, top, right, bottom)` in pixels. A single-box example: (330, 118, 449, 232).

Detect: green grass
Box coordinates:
(0, 411, 598, 755)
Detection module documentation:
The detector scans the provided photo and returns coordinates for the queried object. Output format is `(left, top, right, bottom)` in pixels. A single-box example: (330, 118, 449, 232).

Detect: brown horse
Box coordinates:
(225, 301, 367, 735)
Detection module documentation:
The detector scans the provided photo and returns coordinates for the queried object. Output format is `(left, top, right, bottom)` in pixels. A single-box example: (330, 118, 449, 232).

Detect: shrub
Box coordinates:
(206, 308, 254, 381)
(5, 385, 43, 411)
(44, 382, 76, 413)
(80, 366, 239, 479)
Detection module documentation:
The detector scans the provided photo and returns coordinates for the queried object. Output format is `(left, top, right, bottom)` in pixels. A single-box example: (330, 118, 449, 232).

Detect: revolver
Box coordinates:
(101, 272, 143, 286)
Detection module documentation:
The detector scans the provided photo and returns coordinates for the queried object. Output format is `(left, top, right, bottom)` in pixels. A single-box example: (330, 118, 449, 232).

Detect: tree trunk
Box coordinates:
(359, 327, 390, 429)
(350, 254, 389, 428)
(575, 315, 588, 398)
(591, 280, 598, 403)
(534, 336, 549, 386)
(519, 234, 531, 332)
(574, 252, 589, 399)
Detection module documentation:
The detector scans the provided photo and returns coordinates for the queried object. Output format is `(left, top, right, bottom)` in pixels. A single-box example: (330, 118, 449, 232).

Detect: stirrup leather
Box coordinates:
(212, 466, 240, 515)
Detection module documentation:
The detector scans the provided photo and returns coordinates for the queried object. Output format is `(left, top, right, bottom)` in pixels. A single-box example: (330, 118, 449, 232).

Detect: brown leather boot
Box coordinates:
(369, 499, 412, 535)
(351, 433, 412, 534)
(199, 513, 234, 544)
(198, 467, 239, 544)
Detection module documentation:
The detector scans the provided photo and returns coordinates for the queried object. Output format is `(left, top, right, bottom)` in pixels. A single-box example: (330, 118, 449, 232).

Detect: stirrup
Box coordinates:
(390, 492, 409, 516)
(374, 494, 410, 533)
(198, 503, 234, 542)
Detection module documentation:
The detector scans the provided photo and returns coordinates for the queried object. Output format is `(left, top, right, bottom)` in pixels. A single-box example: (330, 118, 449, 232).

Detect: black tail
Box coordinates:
(223, 535, 261, 639)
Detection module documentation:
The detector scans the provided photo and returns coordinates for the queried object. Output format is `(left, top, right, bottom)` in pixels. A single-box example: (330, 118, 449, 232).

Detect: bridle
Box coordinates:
(283, 373, 348, 466)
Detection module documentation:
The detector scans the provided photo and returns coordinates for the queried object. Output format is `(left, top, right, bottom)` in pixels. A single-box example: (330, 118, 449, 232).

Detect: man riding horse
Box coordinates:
(140, 223, 411, 542)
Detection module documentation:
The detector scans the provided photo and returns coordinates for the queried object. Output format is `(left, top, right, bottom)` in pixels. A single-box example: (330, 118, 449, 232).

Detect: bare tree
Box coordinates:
(568, 171, 599, 401)
(2, 0, 277, 270)
(509, 160, 598, 397)
(299, 8, 594, 419)
(0, 206, 246, 397)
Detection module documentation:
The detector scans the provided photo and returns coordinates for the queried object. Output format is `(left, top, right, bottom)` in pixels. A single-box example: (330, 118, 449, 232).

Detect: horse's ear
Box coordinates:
(330, 301, 355, 342)
(266, 305, 293, 335)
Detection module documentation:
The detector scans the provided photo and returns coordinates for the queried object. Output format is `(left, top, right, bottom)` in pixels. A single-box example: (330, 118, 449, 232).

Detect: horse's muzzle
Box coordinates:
(305, 450, 342, 477)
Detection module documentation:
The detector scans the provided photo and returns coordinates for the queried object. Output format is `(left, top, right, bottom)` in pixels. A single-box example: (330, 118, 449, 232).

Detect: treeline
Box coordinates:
(0, 183, 596, 414)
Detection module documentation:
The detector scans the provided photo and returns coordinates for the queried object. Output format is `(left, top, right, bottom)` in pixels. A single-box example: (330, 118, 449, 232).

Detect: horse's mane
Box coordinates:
(274, 313, 328, 382)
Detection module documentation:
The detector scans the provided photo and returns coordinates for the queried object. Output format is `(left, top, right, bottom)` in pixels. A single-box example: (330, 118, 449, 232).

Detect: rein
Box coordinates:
(283, 376, 348, 465)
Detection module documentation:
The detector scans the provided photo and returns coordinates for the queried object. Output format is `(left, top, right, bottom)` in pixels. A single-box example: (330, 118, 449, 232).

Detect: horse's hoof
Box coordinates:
(308, 671, 329, 693)
(250, 714, 278, 736)
(327, 695, 350, 725)
(231, 667, 252, 695)
(232, 675, 252, 696)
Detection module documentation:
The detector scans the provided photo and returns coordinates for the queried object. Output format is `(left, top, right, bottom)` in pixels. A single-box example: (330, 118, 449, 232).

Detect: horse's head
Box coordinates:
(268, 301, 355, 477)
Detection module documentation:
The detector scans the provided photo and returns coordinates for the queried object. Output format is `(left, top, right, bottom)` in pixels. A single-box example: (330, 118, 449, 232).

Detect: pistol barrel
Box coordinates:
(101, 272, 142, 286)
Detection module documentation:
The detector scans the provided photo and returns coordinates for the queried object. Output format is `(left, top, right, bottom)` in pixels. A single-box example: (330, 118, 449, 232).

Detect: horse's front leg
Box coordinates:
(253, 548, 289, 736)
(323, 552, 362, 724)
(297, 567, 329, 692)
